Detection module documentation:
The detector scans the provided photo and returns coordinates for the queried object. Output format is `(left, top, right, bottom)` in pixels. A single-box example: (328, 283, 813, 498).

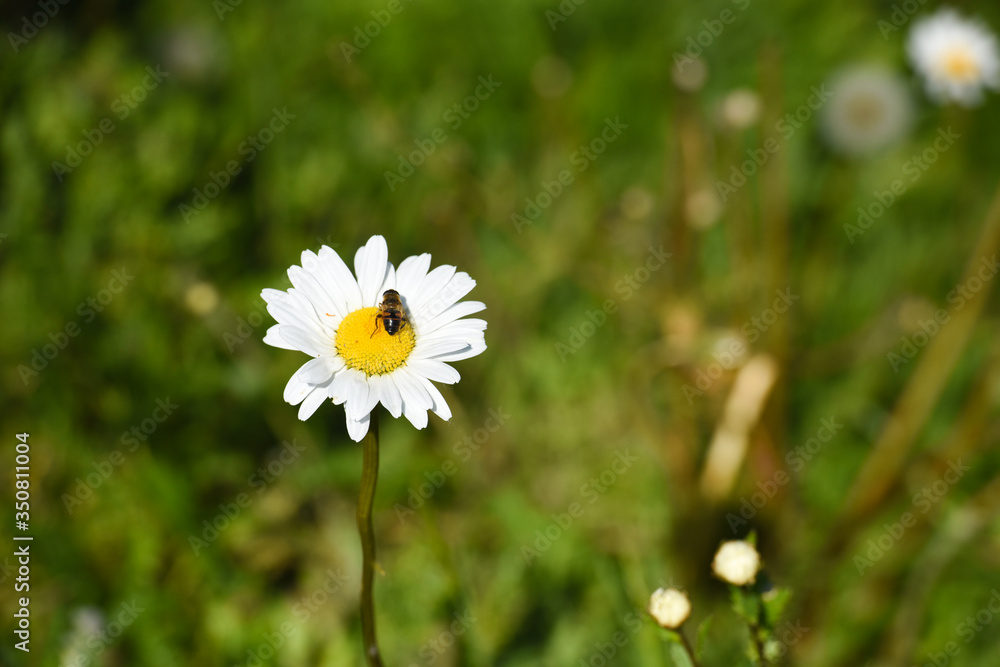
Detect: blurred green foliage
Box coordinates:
(2, 0, 1000, 665)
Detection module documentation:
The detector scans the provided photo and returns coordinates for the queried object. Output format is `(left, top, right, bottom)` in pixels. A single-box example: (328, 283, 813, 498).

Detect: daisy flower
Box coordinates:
(711, 540, 761, 586)
(648, 587, 692, 629)
(907, 8, 1000, 106)
(262, 235, 486, 441)
(820, 65, 914, 157)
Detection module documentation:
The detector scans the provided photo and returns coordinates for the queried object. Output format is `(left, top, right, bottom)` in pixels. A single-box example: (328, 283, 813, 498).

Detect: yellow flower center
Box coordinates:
(942, 47, 980, 81)
(335, 307, 415, 376)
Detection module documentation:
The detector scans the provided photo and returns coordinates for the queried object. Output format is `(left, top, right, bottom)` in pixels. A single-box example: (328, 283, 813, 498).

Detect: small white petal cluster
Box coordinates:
(711, 540, 760, 586)
(648, 587, 691, 629)
(908, 8, 1000, 106)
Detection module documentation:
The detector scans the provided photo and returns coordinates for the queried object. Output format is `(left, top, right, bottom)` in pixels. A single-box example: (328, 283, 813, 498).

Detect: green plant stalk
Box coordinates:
(836, 177, 1000, 531)
(748, 619, 767, 667)
(358, 410, 384, 667)
(679, 630, 702, 667)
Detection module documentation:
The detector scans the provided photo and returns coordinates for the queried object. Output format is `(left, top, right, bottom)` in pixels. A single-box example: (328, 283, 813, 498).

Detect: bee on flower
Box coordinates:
(262, 235, 487, 441)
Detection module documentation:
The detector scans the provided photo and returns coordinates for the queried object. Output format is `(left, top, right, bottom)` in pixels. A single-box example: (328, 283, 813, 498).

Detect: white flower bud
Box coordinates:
(712, 540, 760, 586)
(648, 587, 691, 629)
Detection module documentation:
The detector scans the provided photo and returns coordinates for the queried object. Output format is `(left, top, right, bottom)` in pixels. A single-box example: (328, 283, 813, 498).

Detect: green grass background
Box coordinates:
(2, 0, 1000, 665)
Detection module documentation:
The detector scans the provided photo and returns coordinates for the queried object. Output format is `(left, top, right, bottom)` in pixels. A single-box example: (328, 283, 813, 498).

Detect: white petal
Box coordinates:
(328, 375, 348, 405)
(298, 387, 329, 420)
(354, 382, 380, 420)
(276, 325, 323, 357)
(417, 301, 487, 335)
(288, 265, 342, 322)
(297, 357, 337, 385)
(417, 331, 487, 355)
(327, 355, 347, 375)
(379, 263, 397, 297)
(303, 248, 354, 319)
(261, 288, 287, 305)
(393, 369, 431, 429)
(416, 272, 477, 322)
(411, 338, 481, 361)
(346, 413, 371, 442)
(414, 374, 453, 421)
(409, 265, 455, 314)
(406, 358, 461, 384)
(283, 289, 339, 345)
(417, 319, 487, 346)
(354, 235, 389, 308)
(395, 253, 431, 298)
(318, 245, 364, 313)
(332, 370, 375, 420)
(402, 403, 429, 429)
(263, 325, 298, 350)
(331, 369, 361, 403)
(372, 374, 403, 418)
(284, 372, 312, 406)
(431, 338, 487, 362)
(267, 296, 325, 338)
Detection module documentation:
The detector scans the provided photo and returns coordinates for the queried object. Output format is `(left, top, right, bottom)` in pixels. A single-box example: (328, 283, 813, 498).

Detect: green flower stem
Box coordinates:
(679, 630, 701, 667)
(357, 410, 384, 667)
(748, 620, 767, 666)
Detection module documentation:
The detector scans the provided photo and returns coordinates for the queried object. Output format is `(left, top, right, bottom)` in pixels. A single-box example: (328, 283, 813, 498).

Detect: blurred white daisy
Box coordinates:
(262, 235, 487, 441)
(719, 88, 761, 131)
(907, 8, 1000, 106)
(712, 540, 760, 586)
(648, 587, 691, 629)
(820, 65, 914, 157)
